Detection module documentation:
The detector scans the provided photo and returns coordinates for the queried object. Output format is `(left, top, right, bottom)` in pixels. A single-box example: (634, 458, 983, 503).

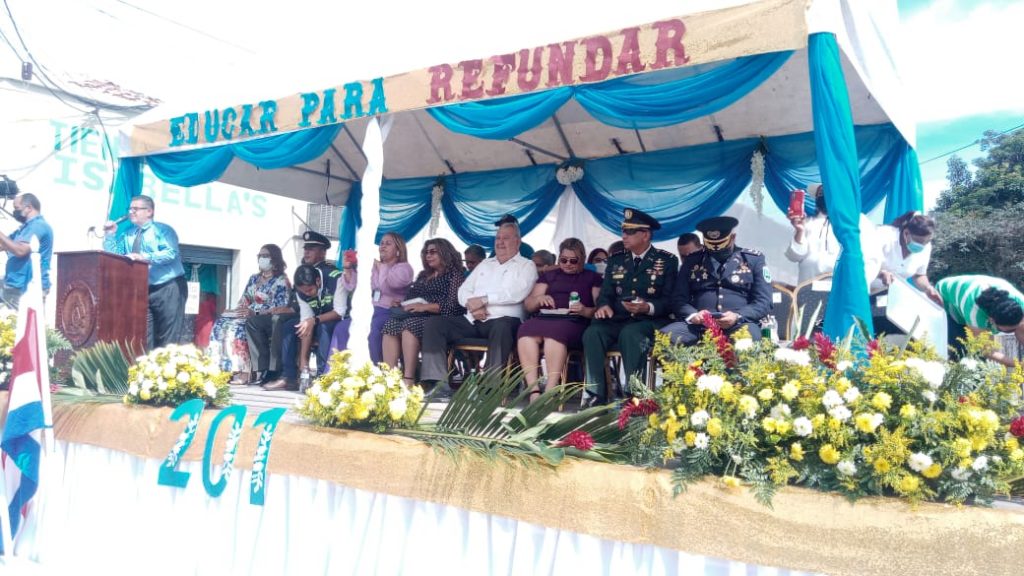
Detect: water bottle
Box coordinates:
(761, 317, 772, 340)
(299, 369, 312, 393)
(569, 291, 580, 311)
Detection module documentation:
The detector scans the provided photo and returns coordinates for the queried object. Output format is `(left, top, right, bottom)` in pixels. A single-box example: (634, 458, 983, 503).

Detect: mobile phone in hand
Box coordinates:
(789, 189, 806, 218)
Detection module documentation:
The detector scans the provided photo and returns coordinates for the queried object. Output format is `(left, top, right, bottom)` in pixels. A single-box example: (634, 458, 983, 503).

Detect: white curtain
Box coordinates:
(15, 441, 820, 576)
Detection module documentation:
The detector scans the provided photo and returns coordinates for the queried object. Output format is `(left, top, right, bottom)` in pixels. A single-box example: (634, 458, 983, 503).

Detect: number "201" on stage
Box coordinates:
(157, 398, 285, 506)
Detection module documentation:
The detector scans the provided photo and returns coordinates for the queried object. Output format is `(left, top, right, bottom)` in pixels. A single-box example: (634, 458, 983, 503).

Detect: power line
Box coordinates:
(109, 0, 256, 54)
(920, 120, 1024, 165)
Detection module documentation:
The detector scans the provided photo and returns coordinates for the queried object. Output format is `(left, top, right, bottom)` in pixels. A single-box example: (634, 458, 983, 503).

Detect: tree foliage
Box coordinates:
(930, 129, 1024, 288)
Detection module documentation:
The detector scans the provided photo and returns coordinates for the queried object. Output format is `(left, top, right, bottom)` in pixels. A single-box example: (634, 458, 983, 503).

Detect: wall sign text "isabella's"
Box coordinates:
(157, 399, 285, 506)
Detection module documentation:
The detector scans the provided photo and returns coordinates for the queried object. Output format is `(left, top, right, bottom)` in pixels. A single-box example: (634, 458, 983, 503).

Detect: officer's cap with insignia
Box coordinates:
(621, 207, 661, 232)
(696, 216, 739, 250)
(494, 213, 519, 227)
(302, 230, 332, 250)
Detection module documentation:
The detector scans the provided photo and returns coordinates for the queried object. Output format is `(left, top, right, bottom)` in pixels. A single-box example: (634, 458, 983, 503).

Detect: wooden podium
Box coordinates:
(55, 251, 149, 351)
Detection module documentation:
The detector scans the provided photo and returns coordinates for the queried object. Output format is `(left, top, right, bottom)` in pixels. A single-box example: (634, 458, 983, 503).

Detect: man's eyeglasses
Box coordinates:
(128, 206, 150, 212)
(559, 257, 580, 265)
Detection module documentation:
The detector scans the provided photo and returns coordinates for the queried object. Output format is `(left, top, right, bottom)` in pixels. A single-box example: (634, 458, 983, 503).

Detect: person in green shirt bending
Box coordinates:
(935, 274, 1024, 366)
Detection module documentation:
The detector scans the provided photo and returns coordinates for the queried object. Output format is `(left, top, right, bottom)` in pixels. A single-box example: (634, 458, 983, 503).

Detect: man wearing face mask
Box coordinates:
(661, 216, 772, 345)
(0, 193, 53, 307)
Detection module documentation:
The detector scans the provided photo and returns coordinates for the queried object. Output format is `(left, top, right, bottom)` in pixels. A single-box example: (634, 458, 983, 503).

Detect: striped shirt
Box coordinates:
(935, 275, 1024, 329)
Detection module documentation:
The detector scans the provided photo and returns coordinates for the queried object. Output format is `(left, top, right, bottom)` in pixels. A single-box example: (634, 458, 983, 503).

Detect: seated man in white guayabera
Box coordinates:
(418, 214, 537, 390)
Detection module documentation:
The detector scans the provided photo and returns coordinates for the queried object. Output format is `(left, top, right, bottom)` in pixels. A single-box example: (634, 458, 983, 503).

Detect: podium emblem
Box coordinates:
(59, 280, 97, 346)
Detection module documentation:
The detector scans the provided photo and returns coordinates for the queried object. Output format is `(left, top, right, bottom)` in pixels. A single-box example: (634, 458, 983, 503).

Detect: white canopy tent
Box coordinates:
(116, 0, 918, 362)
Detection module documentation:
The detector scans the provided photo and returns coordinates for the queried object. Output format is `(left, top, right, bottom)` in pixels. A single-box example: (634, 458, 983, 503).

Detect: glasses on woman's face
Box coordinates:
(422, 248, 439, 256)
(559, 257, 580, 265)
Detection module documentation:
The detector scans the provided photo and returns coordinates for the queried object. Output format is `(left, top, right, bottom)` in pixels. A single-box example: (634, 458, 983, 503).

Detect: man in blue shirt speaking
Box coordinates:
(0, 192, 53, 308)
(103, 195, 187, 349)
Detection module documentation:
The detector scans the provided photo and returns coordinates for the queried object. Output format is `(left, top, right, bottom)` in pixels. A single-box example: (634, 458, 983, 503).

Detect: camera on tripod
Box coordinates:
(0, 176, 18, 199)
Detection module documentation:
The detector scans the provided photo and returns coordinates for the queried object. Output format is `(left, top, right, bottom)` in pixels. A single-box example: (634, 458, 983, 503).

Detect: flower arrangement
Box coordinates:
(630, 313, 1024, 506)
(555, 160, 584, 185)
(296, 350, 424, 433)
(0, 310, 16, 385)
(429, 178, 444, 236)
(124, 344, 231, 407)
(749, 149, 765, 216)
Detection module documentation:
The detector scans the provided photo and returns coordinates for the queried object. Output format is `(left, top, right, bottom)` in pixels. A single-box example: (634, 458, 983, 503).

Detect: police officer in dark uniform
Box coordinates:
(262, 231, 350, 390)
(661, 216, 772, 345)
(582, 208, 678, 404)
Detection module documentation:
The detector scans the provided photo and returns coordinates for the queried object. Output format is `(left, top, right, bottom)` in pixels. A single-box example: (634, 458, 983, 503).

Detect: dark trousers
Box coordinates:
(148, 275, 187, 350)
(582, 317, 669, 403)
(660, 320, 762, 346)
(281, 318, 338, 379)
(420, 315, 521, 384)
(368, 306, 390, 364)
(245, 312, 297, 373)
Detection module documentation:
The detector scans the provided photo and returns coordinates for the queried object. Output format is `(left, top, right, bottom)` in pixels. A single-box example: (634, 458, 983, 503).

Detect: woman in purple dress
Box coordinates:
(517, 238, 602, 402)
(365, 232, 414, 364)
(381, 238, 465, 386)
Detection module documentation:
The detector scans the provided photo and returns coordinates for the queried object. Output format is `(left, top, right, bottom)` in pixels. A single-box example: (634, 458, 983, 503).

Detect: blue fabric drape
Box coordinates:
(882, 142, 924, 223)
(376, 176, 437, 244)
(337, 181, 362, 256)
(573, 139, 758, 241)
(109, 156, 142, 221)
(808, 33, 873, 338)
(428, 52, 792, 139)
(762, 124, 917, 217)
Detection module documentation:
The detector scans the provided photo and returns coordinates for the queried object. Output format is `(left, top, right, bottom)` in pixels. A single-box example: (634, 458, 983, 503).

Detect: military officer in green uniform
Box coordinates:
(661, 216, 772, 345)
(582, 208, 678, 404)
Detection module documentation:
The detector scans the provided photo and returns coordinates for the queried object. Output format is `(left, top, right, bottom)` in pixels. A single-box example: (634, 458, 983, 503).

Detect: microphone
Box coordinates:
(88, 215, 129, 236)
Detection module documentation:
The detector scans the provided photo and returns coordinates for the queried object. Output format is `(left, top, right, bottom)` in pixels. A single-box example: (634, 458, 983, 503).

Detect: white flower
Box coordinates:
(203, 381, 218, 399)
(734, 338, 754, 351)
(793, 416, 813, 437)
(770, 403, 791, 420)
(360, 390, 376, 405)
(176, 371, 191, 384)
(696, 374, 725, 394)
(128, 382, 139, 396)
(842, 387, 861, 404)
(951, 467, 972, 481)
(310, 383, 323, 396)
(370, 383, 386, 396)
(836, 360, 853, 372)
(318, 391, 333, 407)
(387, 397, 408, 420)
(157, 379, 169, 391)
(907, 452, 933, 473)
(922, 390, 937, 403)
(690, 410, 710, 428)
(904, 357, 946, 389)
(971, 456, 989, 472)
(959, 357, 979, 371)
(828, 406, 852, 422)
(775, 348, 811, 366)
(341, 377, 361, 390)
(328, 382, 341, 393)
(731, 454, 744, 464)
(822, 390, 844, 409)
(837, 460, 857, 476)
(694, 433, 710, 449)
(162, 365, 177, 379)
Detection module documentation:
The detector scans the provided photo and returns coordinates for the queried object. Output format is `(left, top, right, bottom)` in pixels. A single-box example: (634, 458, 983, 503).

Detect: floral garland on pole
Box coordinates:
(749, 150, 765, 216)
(428, 177, 444, 237)
(556, 160, 584, 186)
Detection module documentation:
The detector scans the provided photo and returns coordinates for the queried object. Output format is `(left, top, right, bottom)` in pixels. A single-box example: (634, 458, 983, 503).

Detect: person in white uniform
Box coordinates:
(871, 211, 940, 304)
(785, 183, 881, 287)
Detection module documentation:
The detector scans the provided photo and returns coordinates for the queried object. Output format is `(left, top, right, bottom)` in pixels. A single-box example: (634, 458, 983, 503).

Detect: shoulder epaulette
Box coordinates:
(740, 247, 764, 257)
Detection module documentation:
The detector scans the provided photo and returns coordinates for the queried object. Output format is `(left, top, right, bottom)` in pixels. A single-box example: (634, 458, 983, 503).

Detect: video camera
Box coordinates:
(0, 176, 18, 199)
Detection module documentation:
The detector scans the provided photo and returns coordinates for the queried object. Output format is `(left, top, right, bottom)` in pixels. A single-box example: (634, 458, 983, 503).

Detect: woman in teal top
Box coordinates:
(936, 274, 1024, 366)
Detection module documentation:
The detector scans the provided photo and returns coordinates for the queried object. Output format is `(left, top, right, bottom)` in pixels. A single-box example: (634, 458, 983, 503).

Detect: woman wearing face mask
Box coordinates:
(936, 277, 1024, 366)
(585, 248, 609, 275)
(871, 211, 940, 304)
(211, 244, 292, 385)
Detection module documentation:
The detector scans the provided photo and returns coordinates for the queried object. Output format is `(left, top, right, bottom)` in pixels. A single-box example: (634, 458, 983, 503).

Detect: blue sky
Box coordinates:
(897, 0, 1024, 207)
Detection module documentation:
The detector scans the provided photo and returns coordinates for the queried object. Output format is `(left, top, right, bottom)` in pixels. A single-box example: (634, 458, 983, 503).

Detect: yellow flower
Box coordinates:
(757, 388, 774, 402)
(649, 414, 660, 427)
(706, 418, 723, 437)
(1010, 449, 1024, 462)
(871, 392, 892, 411)
(812, 414, 826, 429)
(353, 403, 370, 420)
(722, 476, 742, 488)
(855, 413, 882, 434)
(790, 442, 804, 461)
(899, 475, 920, 492)
(762, 417, 778, 433)
(676, 404, 688, 417)
(1007, 437, 1020, 451)
(781, 380, 799, 401)
(899, 404, 917, 419)
(952, 438, 972, 458)
(139, 389, 151, 401)
(922, 463, 943, 478)
(828, 417, 842, 431)
(738, 395, 759, 415)
(664, 418, 683, 444)
(719, 382, 736, 402)
(684, 431, 696, 447)
(874, 459, 891, 474)
(835, 377, 851, 394)
(775, 420, 792, 435)
(819, 444, 840, 465)
(971, 437, 988, 451)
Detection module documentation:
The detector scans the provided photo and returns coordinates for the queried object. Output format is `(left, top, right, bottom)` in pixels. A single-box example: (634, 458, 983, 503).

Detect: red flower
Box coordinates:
(813, 332, 837, 369)
(690, 363, 705, 378)
(866, 339, 880, 358)
(1010, 416, 1024, 438)
(792, 336, 811, 351)
(617, 397, 661, 430)
(701, 311, 738, 368)
(558, 430, 595, 451)
(958, 395, 970, 404)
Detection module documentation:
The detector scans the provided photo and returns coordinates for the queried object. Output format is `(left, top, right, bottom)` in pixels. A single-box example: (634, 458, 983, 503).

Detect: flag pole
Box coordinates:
(0, 467, 12, 555)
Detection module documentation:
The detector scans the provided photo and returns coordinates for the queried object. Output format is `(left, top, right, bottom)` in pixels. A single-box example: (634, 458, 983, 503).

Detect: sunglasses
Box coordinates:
(622, 228, 645, 236)
(559, 257, 580, 264)
(422, 248, 439, 255)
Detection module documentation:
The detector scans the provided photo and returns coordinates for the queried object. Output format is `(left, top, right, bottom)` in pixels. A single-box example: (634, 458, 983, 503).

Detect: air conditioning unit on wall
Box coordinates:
(306, 204, 343, 239)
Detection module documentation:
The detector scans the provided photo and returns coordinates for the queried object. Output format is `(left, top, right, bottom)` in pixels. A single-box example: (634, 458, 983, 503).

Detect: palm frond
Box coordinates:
(69, 341, 135, 395)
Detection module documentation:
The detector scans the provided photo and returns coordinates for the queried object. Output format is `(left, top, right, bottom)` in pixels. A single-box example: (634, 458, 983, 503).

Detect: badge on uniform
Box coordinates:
(763, 267, 772, 282)
(731, 274, 740, 283)
(372, 289, 382, 303)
